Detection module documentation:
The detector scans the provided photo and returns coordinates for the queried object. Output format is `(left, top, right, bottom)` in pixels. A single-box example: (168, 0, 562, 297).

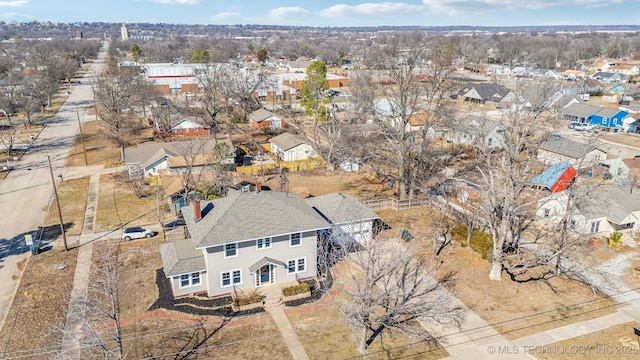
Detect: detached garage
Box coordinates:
(305, 192, 380, 244)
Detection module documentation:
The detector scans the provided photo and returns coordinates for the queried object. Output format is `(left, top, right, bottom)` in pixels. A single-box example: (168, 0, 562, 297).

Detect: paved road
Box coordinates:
(0, 44, 106, 332)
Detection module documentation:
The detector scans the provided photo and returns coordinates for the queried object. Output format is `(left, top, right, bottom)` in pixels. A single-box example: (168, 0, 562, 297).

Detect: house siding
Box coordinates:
(590, 111, 627, 128)
(145, 157, 170, 176)
(173, 127, 211, 137)
(202, 231, 318, 298)
(169, 271, 208, 297)
(336, 220, 373, 243)
(537, 149, 605, 169)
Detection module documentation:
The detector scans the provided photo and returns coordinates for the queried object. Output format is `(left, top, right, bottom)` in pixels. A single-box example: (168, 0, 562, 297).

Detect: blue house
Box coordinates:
(562, 103, 601, 124)
(591, 107, 628, 129)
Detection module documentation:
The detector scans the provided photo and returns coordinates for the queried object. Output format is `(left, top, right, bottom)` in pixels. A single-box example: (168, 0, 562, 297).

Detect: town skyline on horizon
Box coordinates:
(0, 0, 639, 28)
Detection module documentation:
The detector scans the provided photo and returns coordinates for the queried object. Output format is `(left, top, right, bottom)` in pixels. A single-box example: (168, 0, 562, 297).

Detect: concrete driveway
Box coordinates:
(0, 44, 107, 332)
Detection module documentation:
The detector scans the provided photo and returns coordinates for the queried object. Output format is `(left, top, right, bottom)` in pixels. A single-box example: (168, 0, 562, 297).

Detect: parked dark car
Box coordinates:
(163, 219, 186, 229)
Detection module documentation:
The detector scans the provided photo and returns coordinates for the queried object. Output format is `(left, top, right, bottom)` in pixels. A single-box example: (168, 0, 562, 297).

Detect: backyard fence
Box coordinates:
(362, 197, 430, 212)
(163, 226, 188, 241)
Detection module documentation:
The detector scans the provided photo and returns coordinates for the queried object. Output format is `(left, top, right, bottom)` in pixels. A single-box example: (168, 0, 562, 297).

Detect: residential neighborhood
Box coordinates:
(3, 19, 640, 360)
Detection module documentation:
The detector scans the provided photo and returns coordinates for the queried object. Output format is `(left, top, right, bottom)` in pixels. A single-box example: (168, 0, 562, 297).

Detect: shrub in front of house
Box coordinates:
(282, 282, 310, 297)
(234, 292, 262, 306)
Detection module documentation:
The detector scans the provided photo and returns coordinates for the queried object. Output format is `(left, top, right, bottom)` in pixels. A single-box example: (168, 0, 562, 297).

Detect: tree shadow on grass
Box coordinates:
(0, 222, 74, 269)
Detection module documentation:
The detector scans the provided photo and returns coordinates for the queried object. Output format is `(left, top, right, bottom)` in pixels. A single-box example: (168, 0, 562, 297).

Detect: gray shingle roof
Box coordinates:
(595, 107, 623, 118)
(305, 192, 379, 225)
(249, 108, 276, 122)
(184, 191, 330, 248)
(249, 257, 285, 273)
(582, 184, 640, 224)
(159, 239, 206, 277)
(562, 103, 601, 118)
(458, 83, 513, 102)
(539, 137, 601, 159)
(269, 132, 308, 151)
(124, 138, 231, 168)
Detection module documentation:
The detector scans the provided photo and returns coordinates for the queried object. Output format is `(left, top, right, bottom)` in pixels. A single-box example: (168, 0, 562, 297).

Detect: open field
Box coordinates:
(262, 170, 395, 200)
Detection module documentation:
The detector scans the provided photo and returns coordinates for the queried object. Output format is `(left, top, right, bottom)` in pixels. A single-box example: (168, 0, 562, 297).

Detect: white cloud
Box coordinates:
(0, 1, 28, 7)
(420, 0, 627, 16)
(269, 6, 310, 21)
(318, 2, 426, 18)
(210, 12, 242, 23)
(147, 0, 204, 4)
(0, 11, 33, 20)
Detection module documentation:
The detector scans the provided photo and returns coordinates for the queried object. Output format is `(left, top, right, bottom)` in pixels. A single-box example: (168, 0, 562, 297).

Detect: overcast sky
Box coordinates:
(1, 0, 638, 27)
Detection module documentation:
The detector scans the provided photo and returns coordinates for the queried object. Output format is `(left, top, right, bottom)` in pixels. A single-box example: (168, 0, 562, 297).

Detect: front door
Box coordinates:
(256, 264, 275, 286)
(260, 265, 270, 284)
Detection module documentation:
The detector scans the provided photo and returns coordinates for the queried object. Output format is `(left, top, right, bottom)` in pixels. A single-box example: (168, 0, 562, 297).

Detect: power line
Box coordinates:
(4, 285, 640, 359)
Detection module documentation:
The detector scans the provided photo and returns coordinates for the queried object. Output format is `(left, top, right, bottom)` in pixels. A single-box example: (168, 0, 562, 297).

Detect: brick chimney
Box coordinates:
(193, 197, 202, 222)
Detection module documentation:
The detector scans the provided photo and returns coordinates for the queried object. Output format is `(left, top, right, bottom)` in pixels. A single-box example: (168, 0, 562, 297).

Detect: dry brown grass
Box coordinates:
(121, 315, 292, 359)
(374, 207, 619, 342)
(43, 177, 90, 236)
(0, 246, 78, 357)
(602, 132, 640, 149)
(66, 121, 120, 167)
(436, 245, 618, 340)
(261, 170, 395, 200)
(538, 321, 640, 360)
(112, 238, 164, 318)
(94, 173, 158, 232)
(287, 297, 449, 360)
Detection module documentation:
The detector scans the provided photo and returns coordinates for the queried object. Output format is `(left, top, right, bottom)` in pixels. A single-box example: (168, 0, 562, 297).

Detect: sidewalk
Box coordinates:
(511, 253, 640, 351)
(59, 173, 102, 358)
(420, 287, 535, 360)
(260, 284, 310, 360)
(265, 305, 310, 360)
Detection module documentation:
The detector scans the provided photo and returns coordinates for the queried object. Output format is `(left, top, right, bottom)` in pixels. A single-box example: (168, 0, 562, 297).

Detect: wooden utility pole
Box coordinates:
(48, 155, 68, 251)
(77, 111, 88, 165)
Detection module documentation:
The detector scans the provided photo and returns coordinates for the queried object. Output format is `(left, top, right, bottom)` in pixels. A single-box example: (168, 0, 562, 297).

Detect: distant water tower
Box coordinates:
(121, 22, 129, 40)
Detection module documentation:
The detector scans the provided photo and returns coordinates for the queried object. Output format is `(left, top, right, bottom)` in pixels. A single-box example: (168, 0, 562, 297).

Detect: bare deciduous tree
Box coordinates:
(0, 125, 16, 157)
(55, 243, 125, 360)
(350, 34, 457, 200)
(94, 69, 142, 161)
(336, 237, 464, 354)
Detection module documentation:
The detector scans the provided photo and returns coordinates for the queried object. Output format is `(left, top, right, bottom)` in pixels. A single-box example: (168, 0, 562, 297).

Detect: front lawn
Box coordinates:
(94, 173, 157, 232)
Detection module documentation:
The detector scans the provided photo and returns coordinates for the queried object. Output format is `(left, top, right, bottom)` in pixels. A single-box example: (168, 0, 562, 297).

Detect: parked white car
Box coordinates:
(568, 122, 594, 131)
(122, 227, 155, 241)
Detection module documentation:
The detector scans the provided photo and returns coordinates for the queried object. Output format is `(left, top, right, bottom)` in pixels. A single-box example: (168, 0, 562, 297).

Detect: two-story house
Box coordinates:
(160, 191, 330, 299)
